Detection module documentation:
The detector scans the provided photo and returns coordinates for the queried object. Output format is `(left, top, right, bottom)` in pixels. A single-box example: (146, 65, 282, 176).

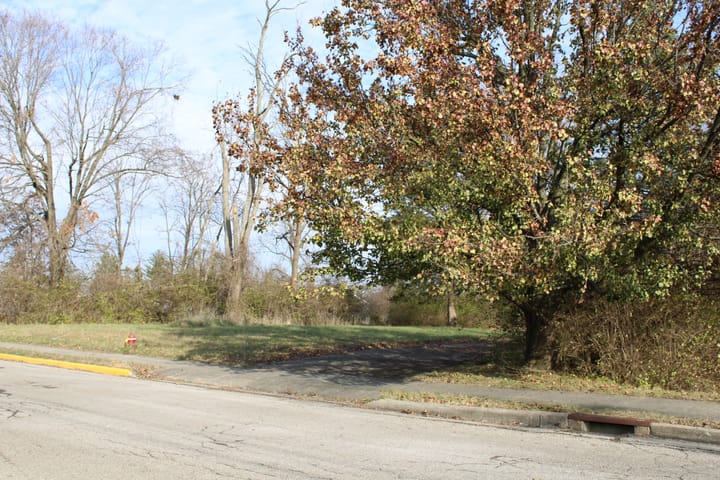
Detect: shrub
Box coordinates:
(388, 293, 509, 328)
(0, 273, 88, 324)
(0, 274, 37, 323)
(552, 295, 720, 392)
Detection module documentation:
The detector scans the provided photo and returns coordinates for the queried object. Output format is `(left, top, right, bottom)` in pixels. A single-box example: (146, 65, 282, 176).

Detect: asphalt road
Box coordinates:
(2, 361, 719, 480)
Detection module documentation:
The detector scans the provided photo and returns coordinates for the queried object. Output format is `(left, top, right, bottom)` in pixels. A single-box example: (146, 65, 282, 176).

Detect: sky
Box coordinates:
(1, 0, 339, 269)
(4, 0, 338, 154)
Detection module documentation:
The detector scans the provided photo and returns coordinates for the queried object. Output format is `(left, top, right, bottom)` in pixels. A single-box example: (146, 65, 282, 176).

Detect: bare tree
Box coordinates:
(0, 194, 46, 280)
(264, 173, 311, 289)
(102, 171, 155, 276)
(284, 215, 307, 289)
(0, 11, 176, 285)
(213, 0, 299, 316)
(158, 152, 218, 273)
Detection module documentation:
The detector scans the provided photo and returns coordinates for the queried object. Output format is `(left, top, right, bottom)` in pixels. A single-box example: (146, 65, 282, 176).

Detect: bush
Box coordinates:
(0, 273, 37, 323)
(0, 273, 88, 324)
(388, 293, 509, 328)
(0, 257, 512, 329)
(552, 295, 720, 392)
(0, 263, 223, 325)
(211, 270, 359, 326)
(237, 279, 297, 324)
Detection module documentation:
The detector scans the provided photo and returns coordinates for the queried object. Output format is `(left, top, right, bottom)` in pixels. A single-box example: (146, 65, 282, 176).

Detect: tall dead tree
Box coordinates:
(0, 11, 176, 285)
(104, 172, 154, 277)
(213, 0, 297, 317)
(158, 151, 218, 273)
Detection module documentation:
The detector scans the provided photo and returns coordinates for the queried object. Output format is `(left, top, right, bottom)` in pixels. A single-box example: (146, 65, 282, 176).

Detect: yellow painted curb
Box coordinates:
(0, 353, 133, 377)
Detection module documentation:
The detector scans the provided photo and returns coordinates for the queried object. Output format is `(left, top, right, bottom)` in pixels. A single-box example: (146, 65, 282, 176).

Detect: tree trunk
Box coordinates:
(47, 238, 67, 286)
(520, 304, 553, 369)
(112, 179, 126, 278)
(225, 202, 245, 321)
(226, 252, 245, 321)
(220, 143, 234, 258)
(289, 218, 305, 289)
(447, 291, 458, 326)
(226, 178, 260, 320)
(46, 198, 78, 287)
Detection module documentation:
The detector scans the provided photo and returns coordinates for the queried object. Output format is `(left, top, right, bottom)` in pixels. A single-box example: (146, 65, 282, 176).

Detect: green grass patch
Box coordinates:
(0, 322, 494, 366)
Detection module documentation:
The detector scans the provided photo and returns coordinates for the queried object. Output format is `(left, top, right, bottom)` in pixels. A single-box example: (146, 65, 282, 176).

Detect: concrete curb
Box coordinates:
(650, 423, 720, 445)
(367, 399, 568, 429)
(367, 399, 720, 446)
(0, 353, 133, 377)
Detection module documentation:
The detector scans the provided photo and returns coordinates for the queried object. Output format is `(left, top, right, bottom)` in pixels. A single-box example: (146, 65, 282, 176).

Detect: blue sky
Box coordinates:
(1, 0, 339, 269)
(3, 0, 337, 154)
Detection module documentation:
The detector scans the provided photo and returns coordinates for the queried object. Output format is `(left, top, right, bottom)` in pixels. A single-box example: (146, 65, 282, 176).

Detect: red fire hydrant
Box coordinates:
(124, 333, 137, 349)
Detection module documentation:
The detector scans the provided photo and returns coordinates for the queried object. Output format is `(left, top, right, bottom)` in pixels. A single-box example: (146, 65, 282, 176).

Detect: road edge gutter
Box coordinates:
(0, 353, 132, 377)
(367, 399, 720, 446)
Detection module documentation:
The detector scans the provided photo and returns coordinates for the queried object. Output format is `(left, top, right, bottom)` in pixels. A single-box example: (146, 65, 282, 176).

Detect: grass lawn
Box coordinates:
(2, 322, 717, 406)
(0, 322, 494, 366)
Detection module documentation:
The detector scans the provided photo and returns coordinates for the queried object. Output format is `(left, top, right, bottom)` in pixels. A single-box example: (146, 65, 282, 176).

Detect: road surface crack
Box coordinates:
(1, 408, 22, 419)
(201, 424, 245, 449)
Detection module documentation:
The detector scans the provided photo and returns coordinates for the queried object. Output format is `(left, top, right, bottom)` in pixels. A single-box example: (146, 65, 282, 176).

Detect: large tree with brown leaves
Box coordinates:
(274, 0, 720, 365)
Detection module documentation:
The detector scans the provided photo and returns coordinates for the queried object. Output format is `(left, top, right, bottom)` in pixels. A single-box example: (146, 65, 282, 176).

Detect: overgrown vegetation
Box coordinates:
(0, 259, 501, 329)
(552, 295, 720, 392)
(414, 293, 720, 396)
